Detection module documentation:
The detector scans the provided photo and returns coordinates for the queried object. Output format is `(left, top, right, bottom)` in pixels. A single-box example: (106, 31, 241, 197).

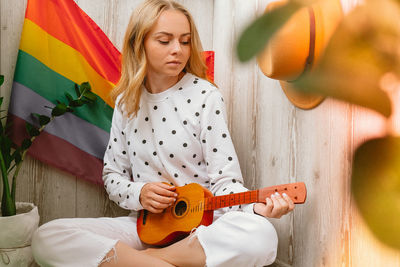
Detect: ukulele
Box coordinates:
(137, 182, 306, 246)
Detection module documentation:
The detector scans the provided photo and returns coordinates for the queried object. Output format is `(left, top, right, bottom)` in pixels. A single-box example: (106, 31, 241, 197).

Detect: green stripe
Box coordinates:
(13, 50, 113, 132)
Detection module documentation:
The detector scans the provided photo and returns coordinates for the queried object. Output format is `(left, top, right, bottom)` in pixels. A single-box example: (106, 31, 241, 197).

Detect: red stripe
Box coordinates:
(25, 0, 121, 84)
(9, 115, 104, 185)
(203, 51, 215, 82)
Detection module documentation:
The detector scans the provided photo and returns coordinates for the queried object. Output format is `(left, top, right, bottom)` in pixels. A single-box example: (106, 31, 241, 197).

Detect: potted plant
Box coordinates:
(0, 74, 97, 266)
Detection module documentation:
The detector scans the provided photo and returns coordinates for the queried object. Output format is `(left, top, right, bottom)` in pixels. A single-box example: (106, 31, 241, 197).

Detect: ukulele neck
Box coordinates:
(204, 190, 258, 211)
(204, 182, 306, 211)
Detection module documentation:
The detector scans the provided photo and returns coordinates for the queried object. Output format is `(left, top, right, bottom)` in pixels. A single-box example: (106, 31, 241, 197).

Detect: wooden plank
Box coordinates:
(0, 0, 27, 110)
(106, 0, 143, 51)
(212, 0, 235, 121)
(75, 177, 129, 218)
(178, 0, 214, 51)
(292, 99, 353, 267)
(255, 0, 359, 266)
(254, 0, 297, 264)
(37, 166, 77, 222)
(228, 0, 259, 189)
(13, 155, 78, 224)
(13, 157, 39, 207)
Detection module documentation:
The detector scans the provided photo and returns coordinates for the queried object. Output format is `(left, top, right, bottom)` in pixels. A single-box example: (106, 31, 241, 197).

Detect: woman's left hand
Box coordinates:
(253, 192, 295, 219)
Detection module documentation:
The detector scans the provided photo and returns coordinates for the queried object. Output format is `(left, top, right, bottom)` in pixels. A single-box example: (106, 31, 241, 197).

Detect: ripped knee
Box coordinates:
(99, 244, 118, 265)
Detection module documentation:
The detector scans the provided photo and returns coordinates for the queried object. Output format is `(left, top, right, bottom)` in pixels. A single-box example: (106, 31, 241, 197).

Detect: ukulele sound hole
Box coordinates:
(174, 200, 188, 217)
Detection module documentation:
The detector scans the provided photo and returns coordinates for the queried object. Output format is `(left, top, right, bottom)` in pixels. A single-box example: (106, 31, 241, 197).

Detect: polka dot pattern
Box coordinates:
(102, 73, 247, 213)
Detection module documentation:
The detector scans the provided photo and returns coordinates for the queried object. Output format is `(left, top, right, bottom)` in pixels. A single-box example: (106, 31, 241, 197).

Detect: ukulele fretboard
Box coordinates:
(204, 190, 258, 211)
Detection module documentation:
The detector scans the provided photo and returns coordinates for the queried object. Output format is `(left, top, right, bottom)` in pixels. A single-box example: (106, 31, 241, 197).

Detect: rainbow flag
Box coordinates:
(9, 0, 120, 185)
(9, 0, 214, 185)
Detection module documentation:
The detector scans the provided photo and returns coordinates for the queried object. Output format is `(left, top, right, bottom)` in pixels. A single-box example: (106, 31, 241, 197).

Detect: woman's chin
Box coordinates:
(164, 69, 185, 77)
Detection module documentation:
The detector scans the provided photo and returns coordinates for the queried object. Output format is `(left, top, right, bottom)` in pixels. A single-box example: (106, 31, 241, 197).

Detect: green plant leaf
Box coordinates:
(79, 82, 91, 94)
(32, 113, 40, 120)
(81, 98, 91, 104)
(11, 148, 22, 165)
(352, 136, 400, 250)
(0, 97, 4, 135)
(32, 113, 47, 126)
(0, 136, 12, 169)
(3, 121, 12, 134)
(65, 92, 74, 103)
(51, 103, 68, 117)
(39, 115, 50, 126)
(0, 75, 4, 86)
(21, 138, 32, 150)
(0, 117, 4, 136)
(1, 195, 16, 216)
(25, 122, 40, 137)
(69, 99, 84, 107)
(74, 83, 81, 97)
(82, 91, 97, 102)
(237, 1, 301, 62)
(32, 113, 51, 125)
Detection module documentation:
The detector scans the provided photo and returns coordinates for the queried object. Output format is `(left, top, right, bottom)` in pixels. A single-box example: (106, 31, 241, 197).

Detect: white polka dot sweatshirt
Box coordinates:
(102, 72, 255, 217)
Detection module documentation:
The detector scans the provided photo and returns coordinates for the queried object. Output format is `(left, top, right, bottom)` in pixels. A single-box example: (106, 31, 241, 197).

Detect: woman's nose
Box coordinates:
(171, 40, 182, 54)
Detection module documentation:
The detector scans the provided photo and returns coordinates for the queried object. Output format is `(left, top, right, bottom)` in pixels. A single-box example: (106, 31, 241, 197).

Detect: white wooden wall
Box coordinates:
(1, 0, 400, 266)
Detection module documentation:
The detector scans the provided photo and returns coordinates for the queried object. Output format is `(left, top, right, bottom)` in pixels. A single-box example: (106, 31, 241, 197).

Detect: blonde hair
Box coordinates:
(111, 0, 210, 118)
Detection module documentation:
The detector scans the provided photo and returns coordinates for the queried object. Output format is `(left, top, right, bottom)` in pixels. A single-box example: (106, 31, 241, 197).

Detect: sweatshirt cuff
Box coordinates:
(127, 181, 146, 211)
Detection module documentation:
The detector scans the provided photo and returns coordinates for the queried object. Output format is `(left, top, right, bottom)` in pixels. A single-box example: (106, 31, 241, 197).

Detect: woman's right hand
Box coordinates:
(139, 182, 177, 213)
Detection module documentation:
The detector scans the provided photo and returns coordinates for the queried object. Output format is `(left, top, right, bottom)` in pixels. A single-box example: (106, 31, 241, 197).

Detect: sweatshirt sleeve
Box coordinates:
(199, 89, 255, 214)
(102, 99, 145, 211)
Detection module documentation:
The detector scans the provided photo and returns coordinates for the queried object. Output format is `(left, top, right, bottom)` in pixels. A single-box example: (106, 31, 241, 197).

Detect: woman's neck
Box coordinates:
(145, 72, 185, 94)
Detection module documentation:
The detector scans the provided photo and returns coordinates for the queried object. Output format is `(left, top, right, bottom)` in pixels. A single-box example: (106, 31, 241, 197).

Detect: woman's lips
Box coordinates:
(167, 61, 181, 65)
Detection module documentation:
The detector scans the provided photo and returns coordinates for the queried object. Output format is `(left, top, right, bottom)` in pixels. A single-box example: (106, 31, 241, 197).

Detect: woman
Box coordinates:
(32, 0, 294, 266)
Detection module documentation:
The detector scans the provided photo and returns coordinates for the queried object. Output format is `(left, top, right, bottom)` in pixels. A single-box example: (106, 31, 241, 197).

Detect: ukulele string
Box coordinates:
(189, 194, 242, 212)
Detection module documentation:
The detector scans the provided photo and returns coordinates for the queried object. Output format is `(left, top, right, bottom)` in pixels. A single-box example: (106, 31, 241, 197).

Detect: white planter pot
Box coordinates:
(0, 202, 40, 267)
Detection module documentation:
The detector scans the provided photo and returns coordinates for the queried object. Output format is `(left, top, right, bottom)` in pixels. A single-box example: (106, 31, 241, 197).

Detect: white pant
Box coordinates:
(31, 211, 278, 267)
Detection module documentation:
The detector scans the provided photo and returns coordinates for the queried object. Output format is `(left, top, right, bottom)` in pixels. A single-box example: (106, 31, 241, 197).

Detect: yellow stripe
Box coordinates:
(20, 19, 114, 107)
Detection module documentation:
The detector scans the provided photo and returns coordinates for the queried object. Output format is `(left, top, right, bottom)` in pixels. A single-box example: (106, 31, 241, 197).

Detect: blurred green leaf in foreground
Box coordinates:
(352, 136, 400, 250)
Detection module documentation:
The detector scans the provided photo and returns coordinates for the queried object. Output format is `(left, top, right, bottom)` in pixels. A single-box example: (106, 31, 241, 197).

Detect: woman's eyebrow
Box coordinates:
(154, 32, 191, 37)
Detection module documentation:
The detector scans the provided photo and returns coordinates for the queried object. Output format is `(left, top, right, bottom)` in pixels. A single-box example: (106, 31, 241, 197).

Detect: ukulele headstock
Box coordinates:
(258, 182, 307, 204)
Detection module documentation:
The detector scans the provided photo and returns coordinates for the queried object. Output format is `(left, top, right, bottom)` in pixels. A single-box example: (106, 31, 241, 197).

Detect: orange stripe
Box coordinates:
(25, 0, 121, 84)
(20, 19, 114, 107)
